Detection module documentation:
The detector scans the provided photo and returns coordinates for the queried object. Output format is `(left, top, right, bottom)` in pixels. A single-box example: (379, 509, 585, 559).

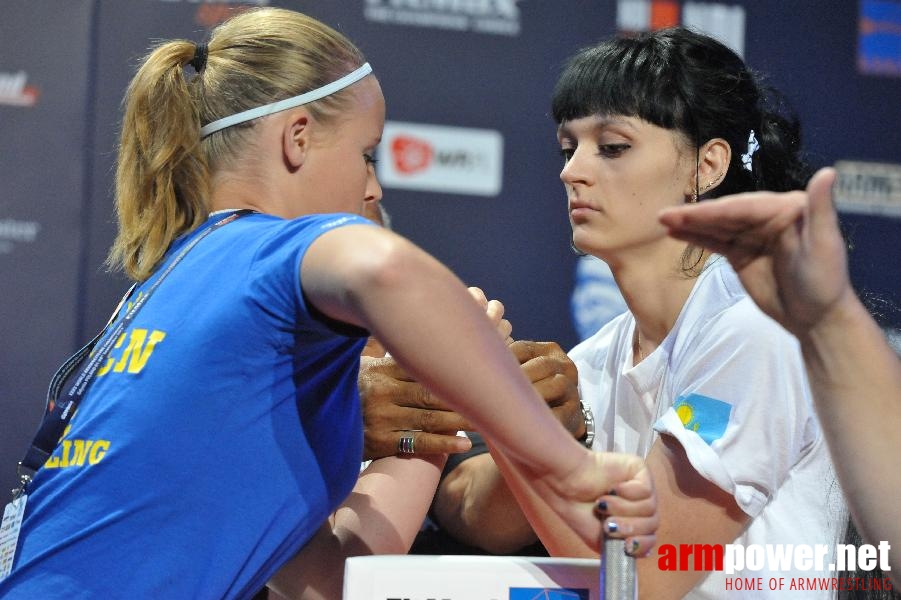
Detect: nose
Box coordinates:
(560, 146, 592, 187)
(365, 169, 383, 203)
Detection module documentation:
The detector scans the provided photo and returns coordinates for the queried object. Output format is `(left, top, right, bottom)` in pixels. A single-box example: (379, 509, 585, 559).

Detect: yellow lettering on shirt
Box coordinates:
(125, 329, 166, 373)
(43, 421, 110, 470)
(88, 440, 110, 464)
(59, 439, 72, 468)
(97, 328, 166, 377)
(70, 439, 93, 466)
(44, 438, 111, 470)
(40, 325, 165, 474)
(97, 332, 128, 376)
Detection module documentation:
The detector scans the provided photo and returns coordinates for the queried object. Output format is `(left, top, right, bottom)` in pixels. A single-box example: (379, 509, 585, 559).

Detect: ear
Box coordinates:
(282, 110, 311, 170)
(695, 137, 731, 195)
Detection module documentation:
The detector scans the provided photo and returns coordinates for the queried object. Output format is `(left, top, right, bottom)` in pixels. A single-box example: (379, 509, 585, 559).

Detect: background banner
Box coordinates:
(2, 0, 900, 497)
(1, 0, 96, 497)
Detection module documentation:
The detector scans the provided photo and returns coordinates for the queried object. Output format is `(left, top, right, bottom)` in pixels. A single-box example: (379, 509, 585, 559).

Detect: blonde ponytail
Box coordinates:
(109, 40, 208, 281)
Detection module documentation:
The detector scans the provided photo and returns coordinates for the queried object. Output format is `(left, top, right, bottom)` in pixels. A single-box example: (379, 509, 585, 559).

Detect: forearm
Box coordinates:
(269, 454, 446, 599)
(486, 443, 596, 558)
(433, 453, 539, 554)
(367, 274, 577, 473)
(798, 292, 901, 567)
(334, 455, 447, 554)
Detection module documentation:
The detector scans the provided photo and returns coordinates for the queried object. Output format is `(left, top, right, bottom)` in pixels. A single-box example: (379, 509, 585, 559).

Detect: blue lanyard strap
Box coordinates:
(14, 209, 253, 498)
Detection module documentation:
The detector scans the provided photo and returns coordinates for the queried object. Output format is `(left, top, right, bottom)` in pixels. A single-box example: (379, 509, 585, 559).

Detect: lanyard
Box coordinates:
(13, 209, 253, 499)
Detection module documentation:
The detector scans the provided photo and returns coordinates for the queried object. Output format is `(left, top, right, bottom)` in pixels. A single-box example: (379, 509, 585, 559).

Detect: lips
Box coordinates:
(569, 197, 597, 218)
(569, 198, 593, 211)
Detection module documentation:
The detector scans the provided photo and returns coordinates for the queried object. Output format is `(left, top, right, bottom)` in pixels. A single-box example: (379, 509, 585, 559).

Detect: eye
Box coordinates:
(559, 148, 575, 163)
(597, 144, 630, 158)
(363, 153, 378, 166)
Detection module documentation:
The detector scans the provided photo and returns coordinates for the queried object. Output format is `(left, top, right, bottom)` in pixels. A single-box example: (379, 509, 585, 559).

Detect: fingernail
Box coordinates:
(628, 538, 640, 556)
(456, 438, 473, 452)
(596, 500, 608, 512)
(606, 520, 618, 534)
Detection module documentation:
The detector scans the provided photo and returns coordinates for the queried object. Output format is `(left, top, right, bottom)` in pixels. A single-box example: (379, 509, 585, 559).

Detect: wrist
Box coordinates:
(797, 287, 865, 350)
(799, 290, 876, 374)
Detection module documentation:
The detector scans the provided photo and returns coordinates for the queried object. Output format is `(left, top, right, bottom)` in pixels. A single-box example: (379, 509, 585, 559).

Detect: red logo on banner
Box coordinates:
(650, 0, 680, 29)
(391, 136, 434, 174)
(617, 0, 680, 33)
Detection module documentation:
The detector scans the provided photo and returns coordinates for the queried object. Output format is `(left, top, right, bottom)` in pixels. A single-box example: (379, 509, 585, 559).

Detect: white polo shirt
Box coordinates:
(571, 258, 846, 599)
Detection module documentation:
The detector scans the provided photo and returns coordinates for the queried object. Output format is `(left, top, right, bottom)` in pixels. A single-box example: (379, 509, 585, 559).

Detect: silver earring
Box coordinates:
(703, 173, 724, 191)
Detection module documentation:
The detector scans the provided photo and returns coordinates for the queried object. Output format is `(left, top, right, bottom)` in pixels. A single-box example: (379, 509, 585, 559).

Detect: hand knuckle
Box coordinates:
(417, 388, 436, 409)
(419, 410, 436, 431)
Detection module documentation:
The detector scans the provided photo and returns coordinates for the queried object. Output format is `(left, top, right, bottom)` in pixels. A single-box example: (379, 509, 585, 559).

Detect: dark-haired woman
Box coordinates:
(491, 27, 846, 598)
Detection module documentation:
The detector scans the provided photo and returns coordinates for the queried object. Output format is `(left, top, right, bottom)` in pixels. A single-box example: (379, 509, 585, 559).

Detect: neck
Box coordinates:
(606, 246, 708, 358)
(208, 175, 271, 217)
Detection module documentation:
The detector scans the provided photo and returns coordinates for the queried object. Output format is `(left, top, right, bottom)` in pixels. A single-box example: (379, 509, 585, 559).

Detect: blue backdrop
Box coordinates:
(2, 0, 899, 499)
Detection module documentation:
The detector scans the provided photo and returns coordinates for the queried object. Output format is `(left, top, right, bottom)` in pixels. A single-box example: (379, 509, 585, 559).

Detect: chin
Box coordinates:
(572, 230, 601, 255)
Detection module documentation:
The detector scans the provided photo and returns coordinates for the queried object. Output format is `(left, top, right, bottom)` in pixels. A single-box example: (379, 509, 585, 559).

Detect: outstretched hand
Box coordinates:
(659, 167, 852, 337)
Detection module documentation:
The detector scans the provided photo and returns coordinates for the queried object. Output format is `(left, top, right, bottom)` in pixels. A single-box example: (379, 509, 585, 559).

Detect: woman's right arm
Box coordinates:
(299, 223, 657, 553)
(431, 341, 588, 554)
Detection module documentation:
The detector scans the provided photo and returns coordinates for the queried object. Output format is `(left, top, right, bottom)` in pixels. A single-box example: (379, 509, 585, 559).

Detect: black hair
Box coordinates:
(552, 27, 813, 197)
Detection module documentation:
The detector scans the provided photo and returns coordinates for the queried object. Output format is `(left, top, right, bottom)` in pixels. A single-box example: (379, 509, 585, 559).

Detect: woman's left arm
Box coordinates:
(268, 454, 446, 600)
(634, 436, 749, 599)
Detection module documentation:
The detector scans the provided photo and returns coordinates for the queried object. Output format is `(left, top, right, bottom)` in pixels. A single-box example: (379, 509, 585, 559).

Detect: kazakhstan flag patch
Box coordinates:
(673, 393, 732, 445)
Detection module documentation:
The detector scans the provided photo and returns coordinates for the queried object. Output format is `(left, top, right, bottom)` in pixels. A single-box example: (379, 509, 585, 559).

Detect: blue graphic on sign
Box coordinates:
(859, 0, 901, 76)
(509, 588, 590, 600)
(571, 255, 628, 341)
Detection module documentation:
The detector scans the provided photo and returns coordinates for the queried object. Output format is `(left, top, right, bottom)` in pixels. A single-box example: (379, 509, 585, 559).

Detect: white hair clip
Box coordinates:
(741, 129, 759, 172)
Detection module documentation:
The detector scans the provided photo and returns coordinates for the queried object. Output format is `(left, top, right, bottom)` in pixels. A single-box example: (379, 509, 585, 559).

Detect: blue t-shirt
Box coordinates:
(2, 212, 372, 599)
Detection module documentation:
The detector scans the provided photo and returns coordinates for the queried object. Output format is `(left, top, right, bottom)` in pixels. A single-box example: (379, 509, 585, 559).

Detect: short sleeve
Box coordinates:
(653, 298, 820, 518)
(247, 213, 375, 337)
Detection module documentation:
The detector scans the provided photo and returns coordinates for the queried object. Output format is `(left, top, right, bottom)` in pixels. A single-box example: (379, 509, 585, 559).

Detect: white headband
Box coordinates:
(199, 62, 373, 139)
